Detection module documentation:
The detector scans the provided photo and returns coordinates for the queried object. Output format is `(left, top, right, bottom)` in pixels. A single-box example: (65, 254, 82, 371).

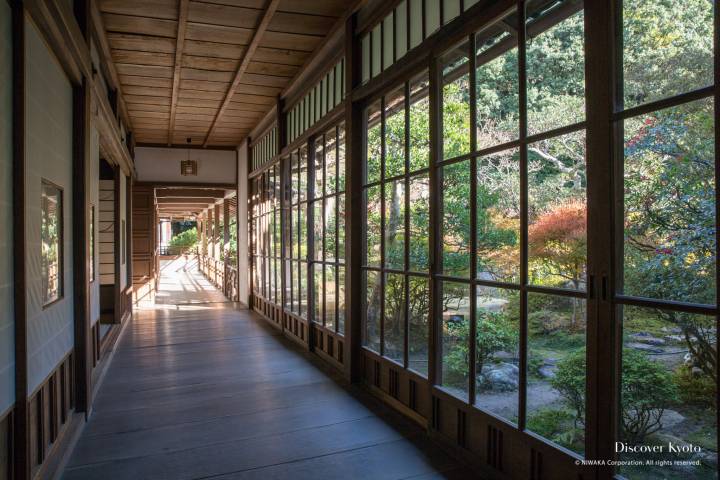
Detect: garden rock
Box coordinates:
(479, 362, 519, 392)
(627, 342, 664, 354)
(699, 452, 717, 469)
(537, 365, 556, 379)
(630, 332, 666, 346)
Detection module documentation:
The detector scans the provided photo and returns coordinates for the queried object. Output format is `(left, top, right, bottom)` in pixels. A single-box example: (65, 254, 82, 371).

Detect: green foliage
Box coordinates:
(169, 227, 198, 248)
(673, 366, 717, 409)
(527, 408, 582, 452)
(552, 348, 679, 444)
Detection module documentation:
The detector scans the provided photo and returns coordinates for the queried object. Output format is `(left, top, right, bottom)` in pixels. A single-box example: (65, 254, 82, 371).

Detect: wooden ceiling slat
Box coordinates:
(103, 13, 177, 37)
(168, 0, 190, 145)
(123, 103, 170, 113)
(185, 22, 253, 45)
(125, 94, 172, 106)
(252, 47, 307, 65)
(128, 110, 171, 119)
(177, 89, 226, 100)
(120, 75, 173, 88)
(228, 94, 276, 106)
(184, 39, 245, 59)
(108, 33, 176, 54)
(268, 12, 335, 36)
(193, 0, 265, 8)
(180, 79, 230, 92)
(99, 0, 179, 20)
(238, 72, 287, 88)
(246, 60, 296, 77)
(187, 2, 262, 29)
(183, 55, 238, 72)
(117, 63, 174, 78)
(278, 0, 349, 17)
(176, 97, 222, 108)
(156, 188, 227, 198)
(181, 68, 234, 83)
(232, 83, 281, 97)
(112, 49, 175, 67)
(123, 85, 173, 97)
(261, 31, 323, 51)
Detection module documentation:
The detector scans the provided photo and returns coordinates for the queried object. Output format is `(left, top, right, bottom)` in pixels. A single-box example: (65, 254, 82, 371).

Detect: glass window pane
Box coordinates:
(409, 173, 430, 272)
(408, 275, 429, 376)
(475, 20, 519, 149)
(440, 281, 471, 400)
(366, 101, 382, 184)
(395, 1, 408, 60)
(409, 72, 430, 172)
(526, 7, 585, 136)
(371, 24, 382, 77)
(622, 98, 715, 305)
(475, 287, 520, 422)
(299, 262, 308, 319)
(326, 130, 337, 194)
(619, 306, 716, 479)
(622, 0, 713, 108)
(314, 137, 323, 198)
(365, 185, 382, 266)
(325, 265, 336, 330)
(425, 0, 440, 36)
(385, 86, 406, 178)
(313, 201, 323, 261)
(324, 197, 337, 263)
(409, 0, 423, 49)
(313, 263, 323, 324)
(300, 203, 307, 259)
(299, 146, 308, 202)
(338, 194, 345, 264)
(383, 14, 394, 71)
(442, 160, 471, 278)
(362, 34, 370, 83)
(338, 123, 346, 191)
(338, 266, 346, 334)
(477, 148, 520, 283)
(42, 181, 62, 305)
(443, 0, 460, 24)
(384, 273, 405, 363)
(441, 41, 471, 160)
(527, 292, 587, 456)
(528, 130, 587, 291)
(385, 180, 405, 270)
(364, 269, 381, 352)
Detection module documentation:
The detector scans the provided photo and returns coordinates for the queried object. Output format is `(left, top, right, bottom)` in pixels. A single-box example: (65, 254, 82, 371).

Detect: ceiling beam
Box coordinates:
(202, 0, 280, 147)
(168, 0, 190, 146)
(157, 197, 217, 204)
(155, 188, 227, 198)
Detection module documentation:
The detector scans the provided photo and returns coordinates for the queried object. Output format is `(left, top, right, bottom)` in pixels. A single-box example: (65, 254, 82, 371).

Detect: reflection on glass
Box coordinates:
(408, 275, 429, 376)
(385, 86, 406, 179)
(409, 72, 430, 172)
(475, 20, 519, 149)
(365, 186, 382, 266)
(527, 293, 586, 455)
(384, 273, 405, 363)
(313, 201, 323, 261)
(474, 287, 520, 422)
(618, 306, 717, 479)
(441, 42, 471, 160)
(442, 160, 471, 277)
(623, 98, 716, 305)
(364, 269, 381, 352)
(408, 174, 430, 272)
(314, 138, 324, 198)
(325, 197, 337, 263)
(326, 128, 337, 194)
(299, 262, 308, 319)
(528, 131, 587, 291)
(526, 8, 585, 135)
(622, 0, 713, 108)
(338, 266, 346, 334)
(366, 101, 382, 184)
(325, 265, 336, 330)
(385, 180, 405, 270)
(477, 149, 520, 283)
(42, 181, 62, 305)
(313, 263, 323, 324)
(440, 281, 471, 400)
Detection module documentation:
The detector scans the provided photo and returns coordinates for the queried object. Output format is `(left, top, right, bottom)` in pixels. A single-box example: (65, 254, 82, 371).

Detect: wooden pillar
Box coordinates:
(72, 0, 92, 418)
(207, 207, 214, 259)
(214, 203, 221, 260)
(344, 12, 362, 382)
(223, 198, 230, 259)
(12, 2, 29, 477)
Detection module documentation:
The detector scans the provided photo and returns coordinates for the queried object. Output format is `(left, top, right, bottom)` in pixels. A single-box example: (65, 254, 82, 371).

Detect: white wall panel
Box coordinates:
(25, 19, 74, 393)
(134, 147, 237, 184)
(0, 0, 15, 414)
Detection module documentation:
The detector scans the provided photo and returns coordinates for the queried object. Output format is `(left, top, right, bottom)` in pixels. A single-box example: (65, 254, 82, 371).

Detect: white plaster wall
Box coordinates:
(25, 19, 74, 393)
(237, 141, 248, 306)
(119, 170, 127, 289)
(89, 125, 100, 325)
(0, 0, 15, 414)
(134, 147, 237, 184)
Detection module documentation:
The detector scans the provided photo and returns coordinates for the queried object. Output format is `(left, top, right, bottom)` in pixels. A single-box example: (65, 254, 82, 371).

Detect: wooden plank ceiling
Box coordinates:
(99, 0, 352, 147)
(155, 187, 232, 217)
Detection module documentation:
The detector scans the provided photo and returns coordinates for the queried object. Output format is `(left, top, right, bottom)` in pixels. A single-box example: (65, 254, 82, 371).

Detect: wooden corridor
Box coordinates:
(61, 260, 471, 480)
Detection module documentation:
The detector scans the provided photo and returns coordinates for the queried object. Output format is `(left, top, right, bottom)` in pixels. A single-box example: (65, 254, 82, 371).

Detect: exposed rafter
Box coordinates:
(168, 0, 190, 146)
(202, 0, 281, 147)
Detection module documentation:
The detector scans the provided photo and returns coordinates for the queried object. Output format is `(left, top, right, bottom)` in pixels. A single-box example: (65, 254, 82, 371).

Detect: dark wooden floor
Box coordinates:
(62, 264, 473, 480)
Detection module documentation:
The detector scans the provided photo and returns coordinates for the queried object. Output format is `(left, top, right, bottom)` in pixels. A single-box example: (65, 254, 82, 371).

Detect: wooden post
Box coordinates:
(12, 2, 29, 478)
(223, 198, 230, 296)
(344, 12, 363, 382)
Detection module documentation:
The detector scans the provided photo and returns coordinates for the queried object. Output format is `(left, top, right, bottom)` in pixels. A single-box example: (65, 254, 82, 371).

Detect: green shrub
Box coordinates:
(551, 347, 679, 444)
(169, 227, 198, 248)
(673, 366, 717, 408)
(526, 408, 582, 451)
